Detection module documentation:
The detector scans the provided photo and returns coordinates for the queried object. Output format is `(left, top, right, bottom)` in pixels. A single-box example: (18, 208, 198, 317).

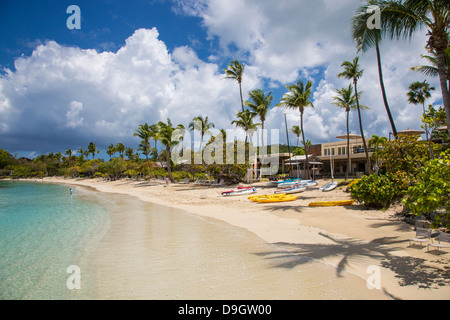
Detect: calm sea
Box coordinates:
(0, 181, 108, 299)
(0, 180, 389, 300)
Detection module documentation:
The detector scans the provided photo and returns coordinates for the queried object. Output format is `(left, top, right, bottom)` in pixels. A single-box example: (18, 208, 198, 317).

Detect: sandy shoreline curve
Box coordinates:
(15, 177, 450, 300)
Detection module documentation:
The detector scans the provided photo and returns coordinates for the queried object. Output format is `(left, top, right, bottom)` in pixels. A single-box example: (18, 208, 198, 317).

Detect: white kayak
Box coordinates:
(274, 185, 306, 194)
(320, 181, 338, 192)
(222, 188, 257, 196)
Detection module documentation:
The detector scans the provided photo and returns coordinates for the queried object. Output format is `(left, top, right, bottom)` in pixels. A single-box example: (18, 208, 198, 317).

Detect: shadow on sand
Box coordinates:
(254, 232, 450, 295)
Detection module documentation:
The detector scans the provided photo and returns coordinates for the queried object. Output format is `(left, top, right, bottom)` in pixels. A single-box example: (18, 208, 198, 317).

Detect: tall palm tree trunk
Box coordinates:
(354, 80, 371, 174)
(376, 41, 397, 137)
(239, 82, 245, 113)
(300, 111, 310, 179)
(166, 146, 174, 182)
(436, 51, 450, 137)
(346, 110, 350, 180)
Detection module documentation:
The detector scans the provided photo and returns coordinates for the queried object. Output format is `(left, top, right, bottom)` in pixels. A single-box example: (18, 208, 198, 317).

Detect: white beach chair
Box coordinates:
(427, 231, 450, 253)
(408, 228, 431, 247)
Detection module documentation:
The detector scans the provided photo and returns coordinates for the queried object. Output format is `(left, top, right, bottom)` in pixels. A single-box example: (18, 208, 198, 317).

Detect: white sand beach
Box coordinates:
(34, 177, 450, 300)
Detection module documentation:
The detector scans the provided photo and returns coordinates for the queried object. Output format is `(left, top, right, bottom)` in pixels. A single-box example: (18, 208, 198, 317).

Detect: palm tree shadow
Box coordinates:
(255, 232, 450, 290)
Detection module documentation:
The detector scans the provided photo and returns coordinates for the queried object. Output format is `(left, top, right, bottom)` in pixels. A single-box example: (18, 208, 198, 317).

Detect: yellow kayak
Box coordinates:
(251, 194, 298, 203)
(248, 194, 285, 201)
(308, 200, 354, 207)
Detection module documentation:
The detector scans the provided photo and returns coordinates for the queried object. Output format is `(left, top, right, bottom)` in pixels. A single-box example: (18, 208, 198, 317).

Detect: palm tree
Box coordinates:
(115, 143, 125, 159)
(332, 84, 359, 179)
(134, 123, 152, 163)
(245, 89, 273, 173)
(276, 80, 314, 179)
(189, 115, 215, 153)
(411, 48, 440, 77)
(290, 125, 302, 147)
(380, 0, 450, 137)
(338, 57, 371, 174)
(352, 0, 398, 137)
(157, 118, 185, 182)
(149, 124, 160, 161)
(125, 147, 135, 160)
(369, 134, 388, 166)
(106, 144, 116, 160)
(407, 80, 436, 158)
(65, 149, 73, 161)
(87, 142, 99, 160)
(407, 80, 435, 113)
(224, 60, 246, 113)
(231, 109, 261, 144)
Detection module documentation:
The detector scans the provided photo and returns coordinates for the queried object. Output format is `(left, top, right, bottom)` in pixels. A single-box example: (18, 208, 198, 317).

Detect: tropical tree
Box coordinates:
(224, 60, 246, 113)
(134, 123, 152, 163)
(115, 143, 125, 159)
(245, 89, 273, 174)
(157, 118, 185, 182)
(125, 147, 135, 160)
(232, 109, 260, 144)
(87, 142, 99, 159)
(352, 0, 398, 137)
(338, 57, 371, 173)
(380, 0, 450, 137)
(65, 149, 73, 158)
(106, 144, 116, 160)
(189, 115, 215, 153)
(407, 80, 436, 113)
(368, 134, 388, 166)
(276, 80, 314, 179)
(411, 47, 440, 77)
(332, 84, 359, 179)
(407, 80, 436, 157)
(290, 125, 302, 147)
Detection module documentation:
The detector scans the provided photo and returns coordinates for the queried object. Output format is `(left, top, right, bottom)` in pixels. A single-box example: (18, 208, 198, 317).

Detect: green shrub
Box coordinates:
(350, 172, 409, 209)
(403, 152, 450, 229)
(171, 171, 192, 182)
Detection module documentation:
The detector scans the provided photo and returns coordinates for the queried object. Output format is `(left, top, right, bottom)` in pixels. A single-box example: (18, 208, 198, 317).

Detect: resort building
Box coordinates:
(309, 137, 375, 178)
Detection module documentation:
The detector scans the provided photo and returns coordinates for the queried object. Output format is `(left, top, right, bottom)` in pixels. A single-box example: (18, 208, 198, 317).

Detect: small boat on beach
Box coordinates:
(308, 200, 354, 207)
(222, 188, 257, 197)
(320, 181, 338, 192)
(274, 185, 306, 194)
(249, 194, 298, 203)
(277, 179, 317, 189)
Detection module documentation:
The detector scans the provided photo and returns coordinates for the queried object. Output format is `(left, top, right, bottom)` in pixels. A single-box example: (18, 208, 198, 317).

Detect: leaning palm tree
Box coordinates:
(134, 123, 152, 163)
(380, 0, 450, 137)
(290, 125, 302, 147)
(189, 115, 215, 153)
(332, 84, 359, 179)
(338, 57, 371, 173)
(245, 89, 273, 173)
(224, 60, 246, 113)
(157, 118, 185, 182)
(352, 0, 398, 137)
(276, 80, 314, 179)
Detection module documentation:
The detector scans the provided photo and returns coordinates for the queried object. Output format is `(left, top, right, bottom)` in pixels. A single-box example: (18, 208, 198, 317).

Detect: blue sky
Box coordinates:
(0, 0, 441, 159)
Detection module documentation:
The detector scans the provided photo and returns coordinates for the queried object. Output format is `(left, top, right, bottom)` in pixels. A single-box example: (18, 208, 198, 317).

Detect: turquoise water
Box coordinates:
(0, 181, 108, 299)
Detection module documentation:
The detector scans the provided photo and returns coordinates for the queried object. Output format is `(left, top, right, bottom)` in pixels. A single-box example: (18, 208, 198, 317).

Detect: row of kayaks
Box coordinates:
(221, 180, 354, 206)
